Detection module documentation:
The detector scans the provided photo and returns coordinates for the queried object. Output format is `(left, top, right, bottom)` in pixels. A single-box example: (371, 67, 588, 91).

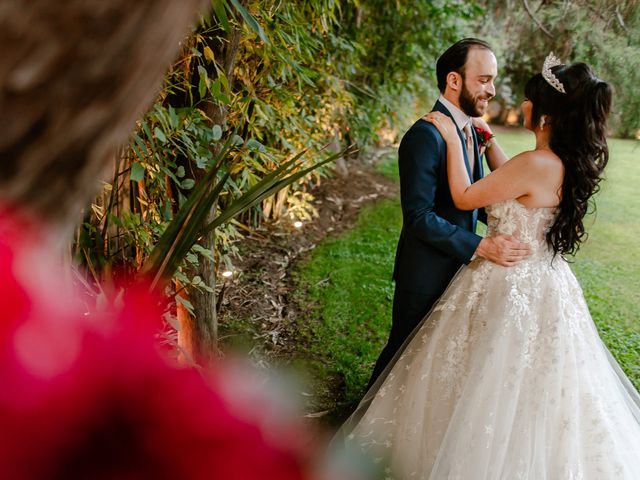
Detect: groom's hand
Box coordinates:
(475, 235, 531, 266)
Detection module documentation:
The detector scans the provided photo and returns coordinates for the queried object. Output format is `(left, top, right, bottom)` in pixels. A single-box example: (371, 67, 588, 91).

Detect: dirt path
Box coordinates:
(218, 147, 398, 421)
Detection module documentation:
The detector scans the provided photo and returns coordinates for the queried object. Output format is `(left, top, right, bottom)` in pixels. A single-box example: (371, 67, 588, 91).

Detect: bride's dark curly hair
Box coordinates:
(524, 62, 613, 257)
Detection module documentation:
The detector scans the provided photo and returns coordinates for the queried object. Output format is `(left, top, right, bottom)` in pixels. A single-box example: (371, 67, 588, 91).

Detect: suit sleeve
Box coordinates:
(477, 208, 488, 226)
(399, 124, 481, 264)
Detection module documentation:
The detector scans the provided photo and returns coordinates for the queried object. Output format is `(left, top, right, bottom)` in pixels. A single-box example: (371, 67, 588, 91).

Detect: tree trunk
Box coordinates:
(188, 222, 218, 364)
(182, 23, 243, 364)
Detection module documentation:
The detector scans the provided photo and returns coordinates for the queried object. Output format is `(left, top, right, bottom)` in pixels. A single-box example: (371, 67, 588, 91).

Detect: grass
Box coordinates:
(292, 197, 401, 408)
(495, 129, 640, 382)
(294, 130, 640, 414)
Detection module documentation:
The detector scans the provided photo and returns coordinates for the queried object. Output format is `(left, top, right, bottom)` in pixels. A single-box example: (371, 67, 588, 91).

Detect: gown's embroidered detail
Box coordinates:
(345, 199, 640, 479)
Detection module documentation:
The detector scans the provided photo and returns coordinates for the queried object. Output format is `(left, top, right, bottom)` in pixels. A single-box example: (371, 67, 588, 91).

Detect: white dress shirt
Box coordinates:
(437, 95, 472, 132)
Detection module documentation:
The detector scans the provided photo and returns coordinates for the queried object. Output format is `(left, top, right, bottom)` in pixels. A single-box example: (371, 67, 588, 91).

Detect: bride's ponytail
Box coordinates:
(591, 81, 614, 124)
(588, 80, 614, 159)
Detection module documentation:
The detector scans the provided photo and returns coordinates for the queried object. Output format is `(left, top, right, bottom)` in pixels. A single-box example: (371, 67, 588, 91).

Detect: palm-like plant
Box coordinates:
(140, 132, 352, 363)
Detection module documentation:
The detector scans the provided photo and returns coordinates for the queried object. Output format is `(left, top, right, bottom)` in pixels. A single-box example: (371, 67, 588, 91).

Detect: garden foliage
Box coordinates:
(475, 0, 640, 137)
(75, 0, 639, 358)
(75, 0, 478, 356)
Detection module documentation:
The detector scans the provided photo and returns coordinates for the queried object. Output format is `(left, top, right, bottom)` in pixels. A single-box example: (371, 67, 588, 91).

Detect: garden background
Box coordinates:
(75, 0, 640, 423)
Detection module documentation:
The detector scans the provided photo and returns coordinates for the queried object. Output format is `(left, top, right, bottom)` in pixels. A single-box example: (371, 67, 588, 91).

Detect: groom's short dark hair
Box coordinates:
(436, 38, 493, 93)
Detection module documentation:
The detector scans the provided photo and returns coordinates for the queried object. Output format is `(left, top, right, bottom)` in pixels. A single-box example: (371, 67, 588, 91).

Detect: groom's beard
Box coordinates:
(459, 82, 491, 117)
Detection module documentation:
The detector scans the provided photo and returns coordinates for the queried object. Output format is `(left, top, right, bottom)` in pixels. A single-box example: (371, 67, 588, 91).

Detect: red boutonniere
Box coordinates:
(474, 126, 495, 155)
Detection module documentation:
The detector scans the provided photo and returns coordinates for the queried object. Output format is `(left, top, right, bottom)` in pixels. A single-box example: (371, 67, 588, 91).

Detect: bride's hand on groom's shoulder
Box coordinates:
(422, 112, 457, 144)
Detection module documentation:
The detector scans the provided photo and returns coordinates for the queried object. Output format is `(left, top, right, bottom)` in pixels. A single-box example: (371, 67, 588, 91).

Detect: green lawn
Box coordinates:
(293, 199, 401, 407)
(294, 129, 640, 414)
(496, 129, 640, 382)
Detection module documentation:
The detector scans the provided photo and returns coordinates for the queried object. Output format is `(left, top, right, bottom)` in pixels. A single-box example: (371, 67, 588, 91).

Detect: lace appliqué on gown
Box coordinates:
(344, 199, 640, 479)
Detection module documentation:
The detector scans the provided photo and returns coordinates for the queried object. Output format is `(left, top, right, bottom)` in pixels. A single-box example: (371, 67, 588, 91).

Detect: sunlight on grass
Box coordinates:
(295, 131, 640, 410)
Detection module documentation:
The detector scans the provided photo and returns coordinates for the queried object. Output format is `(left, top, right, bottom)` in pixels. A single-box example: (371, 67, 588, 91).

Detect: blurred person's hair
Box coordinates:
(0, 0, 207, 228)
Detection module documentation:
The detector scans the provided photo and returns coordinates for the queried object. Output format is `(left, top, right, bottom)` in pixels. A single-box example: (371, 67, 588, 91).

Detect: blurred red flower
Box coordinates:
(0, 207, 311, 480)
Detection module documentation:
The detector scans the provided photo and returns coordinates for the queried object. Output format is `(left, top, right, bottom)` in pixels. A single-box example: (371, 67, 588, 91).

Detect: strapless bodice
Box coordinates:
(485, 199, 557, 259)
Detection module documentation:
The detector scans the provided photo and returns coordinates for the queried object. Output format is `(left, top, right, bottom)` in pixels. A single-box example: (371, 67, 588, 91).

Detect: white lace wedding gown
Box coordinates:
(342, 199, 640, 479)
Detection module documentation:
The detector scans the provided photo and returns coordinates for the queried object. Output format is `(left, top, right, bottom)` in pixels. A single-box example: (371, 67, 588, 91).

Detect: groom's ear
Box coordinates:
(446, 71, 462, 93)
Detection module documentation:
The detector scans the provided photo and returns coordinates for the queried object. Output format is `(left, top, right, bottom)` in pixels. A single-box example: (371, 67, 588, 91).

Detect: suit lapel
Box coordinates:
(433, 101, 473, 182)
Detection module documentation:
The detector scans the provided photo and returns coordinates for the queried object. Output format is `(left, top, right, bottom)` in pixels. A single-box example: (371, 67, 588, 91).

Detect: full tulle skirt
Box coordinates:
(343, 255, 640, 479)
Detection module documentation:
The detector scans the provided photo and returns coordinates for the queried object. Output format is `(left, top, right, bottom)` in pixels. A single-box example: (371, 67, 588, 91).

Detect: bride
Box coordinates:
(339, 56, 640, 478)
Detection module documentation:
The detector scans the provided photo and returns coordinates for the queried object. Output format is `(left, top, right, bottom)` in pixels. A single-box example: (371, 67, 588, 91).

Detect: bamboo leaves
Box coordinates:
(209, 0, 268, 43)
(228, 0, 268, 44)
(130, 163, 145, 182)
(76, 0, 474, 341)
(202, 147, 348, 236)
(142, 127, 352, 289)
(142, 133, 234, 288)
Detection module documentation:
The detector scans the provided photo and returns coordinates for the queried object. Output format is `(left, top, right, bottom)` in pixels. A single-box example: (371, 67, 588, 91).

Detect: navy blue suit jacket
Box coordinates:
(392, 100, 486, 296)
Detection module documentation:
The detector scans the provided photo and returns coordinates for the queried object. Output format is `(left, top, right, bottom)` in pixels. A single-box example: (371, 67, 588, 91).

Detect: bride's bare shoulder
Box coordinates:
(503, 150, 563, 207)
(507, 149, 564, 174)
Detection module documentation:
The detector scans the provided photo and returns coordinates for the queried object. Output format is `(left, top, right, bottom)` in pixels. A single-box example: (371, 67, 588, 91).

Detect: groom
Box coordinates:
(367, 38, 531, 387)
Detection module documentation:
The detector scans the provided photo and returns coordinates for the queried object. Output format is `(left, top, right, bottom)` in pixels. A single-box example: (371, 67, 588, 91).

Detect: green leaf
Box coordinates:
(194, 277, 215, 293)
(211, 79, 232, 104)
(229, 0, 268, 44)
(154, 107, 170, 132)
(132, 134, 149, 157)
(174, 270, 190, 286)
(198, 66, 208, 99)
(246, 138, 266, 152)
(181, 179, 196, 190)
(168, 107, 179, 129)
(217, 71, 230, 93)
(192, 244, 215, 260)
(141, 123, 156, 150)
(196, 156, 209, 169)
(108, 213, 123, 228)
(212, 124, 222, 141)
(130, 144, 145, 164)
(130, 163, 145, 182)
(176, 294, 194, 314)
(210, 0, 230, 31)
(231, 134, 244, 146)
(176, 166, 186, 178)
(154, 127, 167, 143)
